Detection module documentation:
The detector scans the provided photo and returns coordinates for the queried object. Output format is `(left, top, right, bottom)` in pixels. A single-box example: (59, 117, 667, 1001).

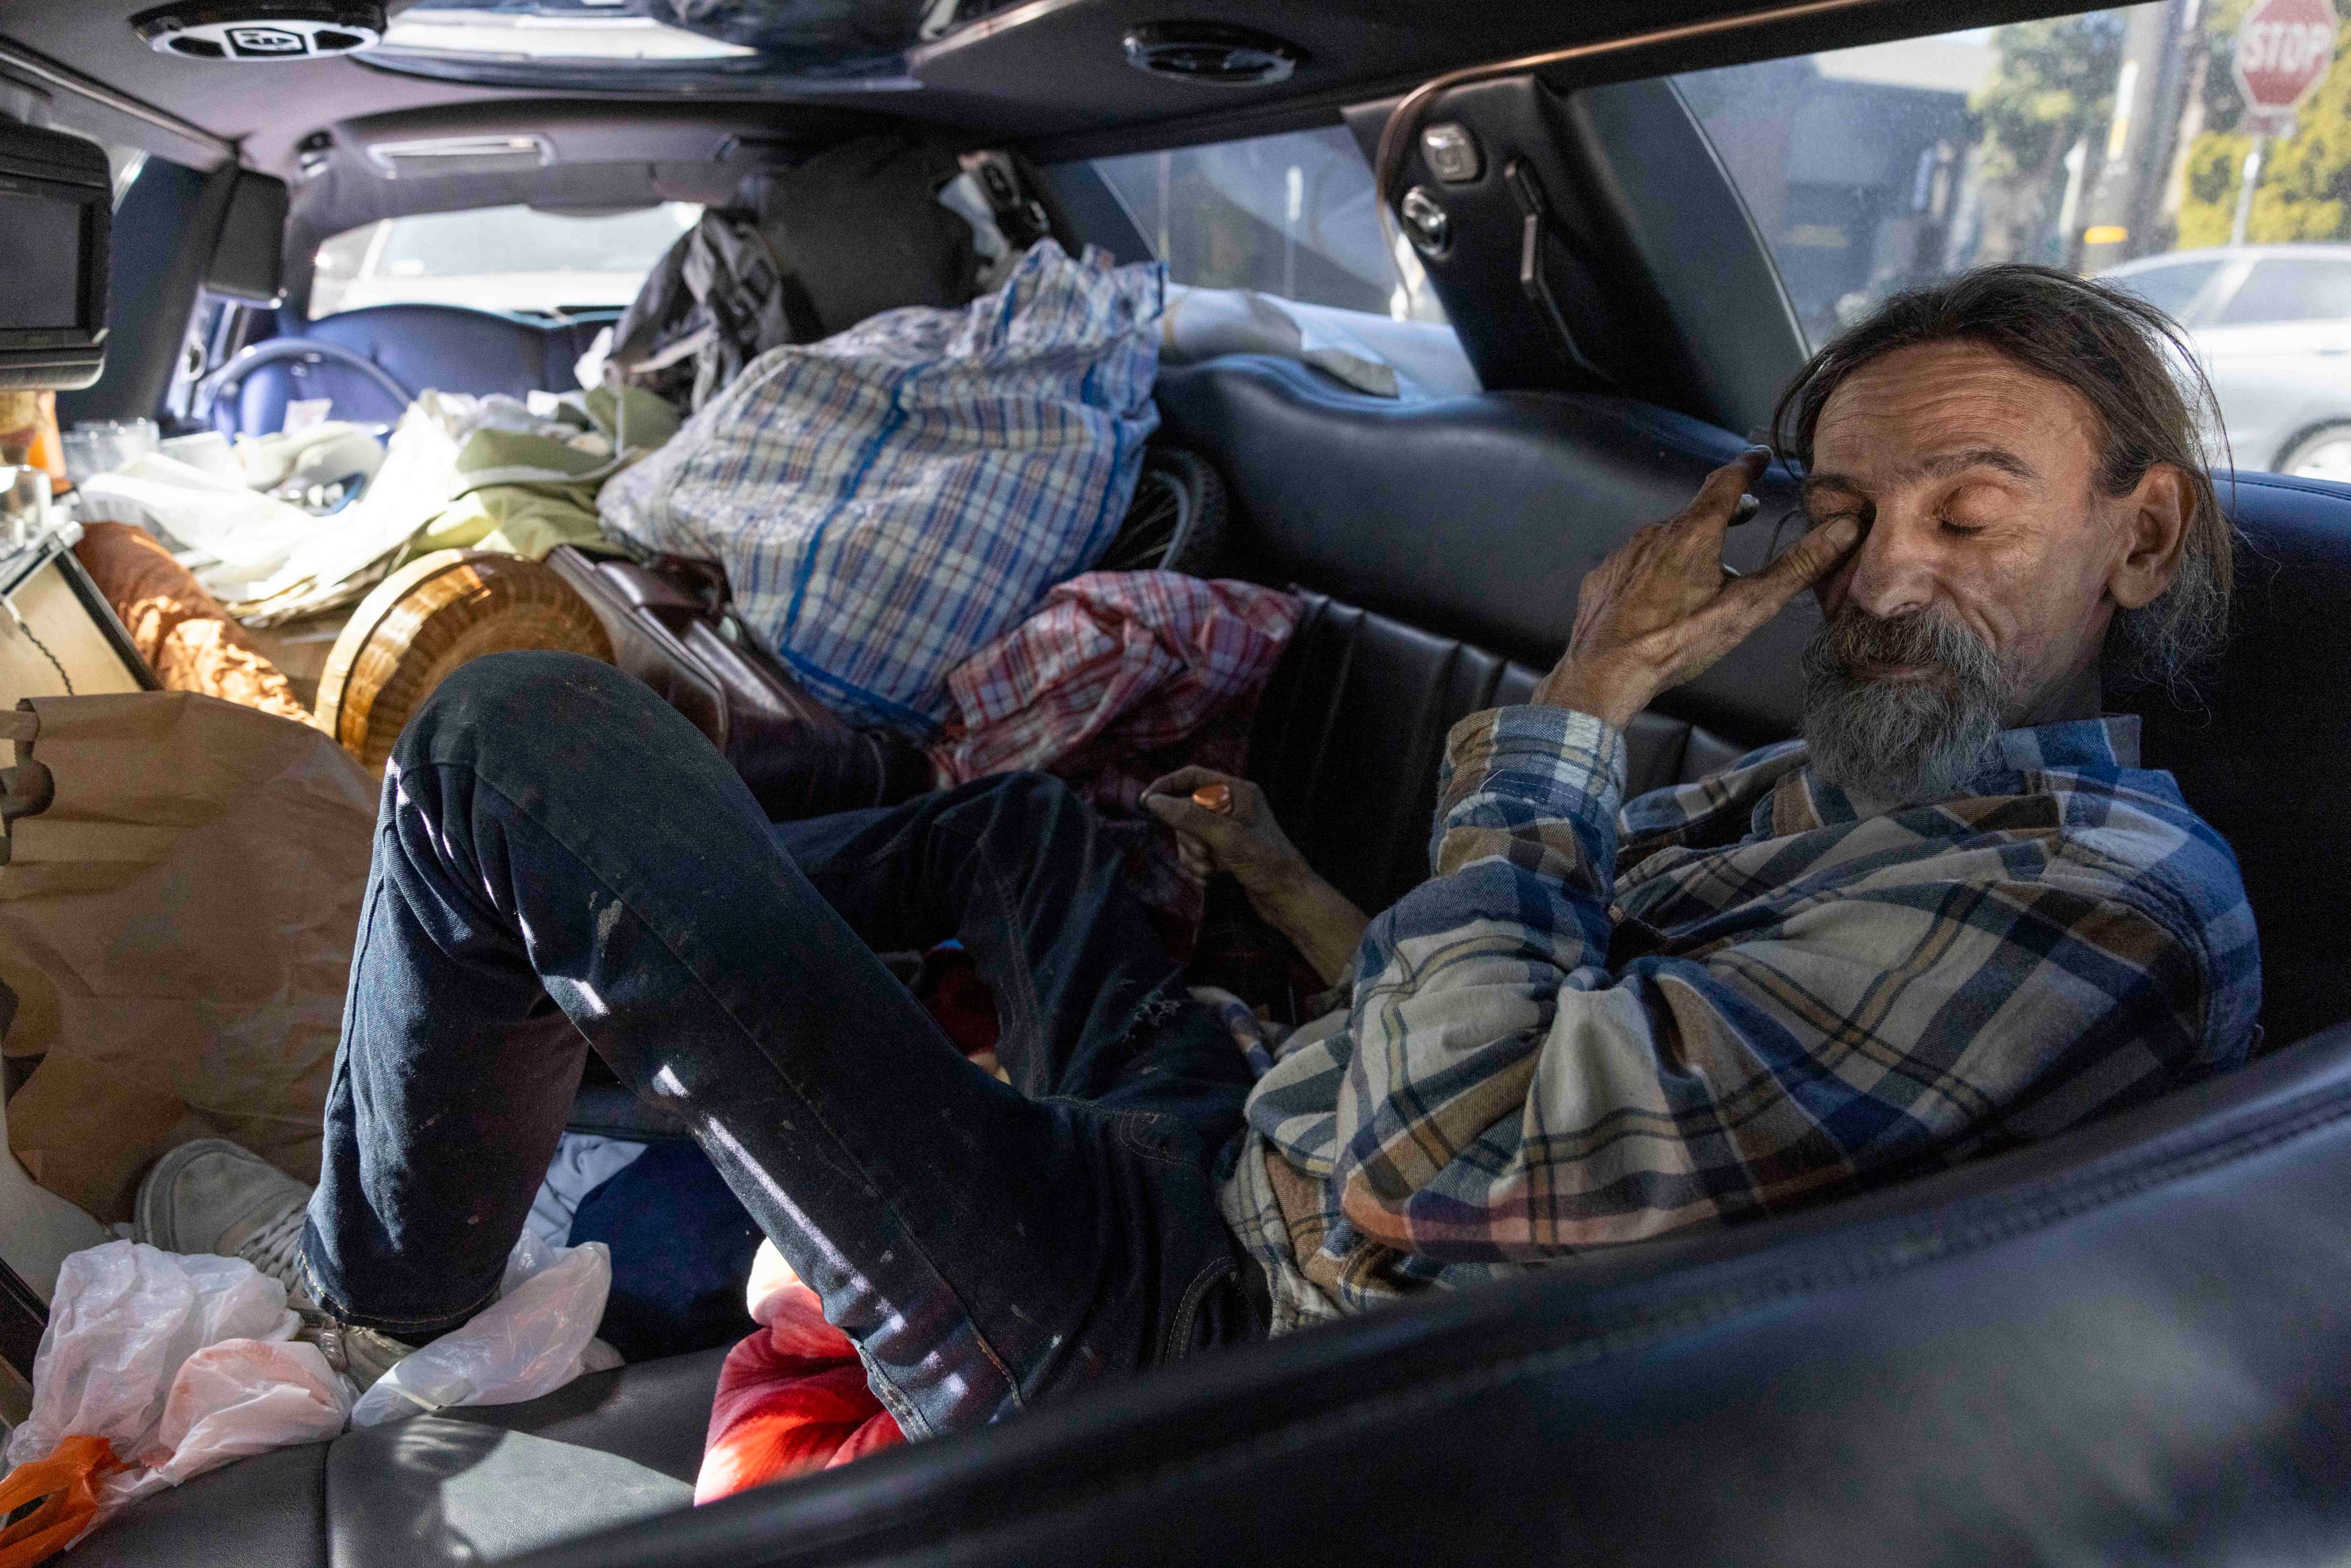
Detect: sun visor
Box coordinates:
(206, 170, 290, 306)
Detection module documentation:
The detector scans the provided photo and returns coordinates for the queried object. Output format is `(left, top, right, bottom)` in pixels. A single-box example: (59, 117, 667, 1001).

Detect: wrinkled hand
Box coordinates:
(1534, 448, 1861, 729)
(1141, 767, 1307, 893)
(1142, 766, 1370, 986)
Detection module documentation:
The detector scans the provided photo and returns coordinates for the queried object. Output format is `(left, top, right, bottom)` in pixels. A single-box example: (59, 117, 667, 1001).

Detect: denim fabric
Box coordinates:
(304, 651, 1263, 1436)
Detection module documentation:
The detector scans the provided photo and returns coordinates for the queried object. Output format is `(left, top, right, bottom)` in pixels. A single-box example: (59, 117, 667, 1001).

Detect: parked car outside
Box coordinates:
(2100, 245, 2351, 480)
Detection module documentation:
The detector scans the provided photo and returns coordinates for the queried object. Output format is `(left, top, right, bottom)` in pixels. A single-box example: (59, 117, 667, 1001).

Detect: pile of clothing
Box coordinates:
(77, 388, 675, 632)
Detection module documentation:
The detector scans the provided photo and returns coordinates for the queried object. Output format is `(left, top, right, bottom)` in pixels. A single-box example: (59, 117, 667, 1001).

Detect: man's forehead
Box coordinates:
(1810, 342, 2100, 481)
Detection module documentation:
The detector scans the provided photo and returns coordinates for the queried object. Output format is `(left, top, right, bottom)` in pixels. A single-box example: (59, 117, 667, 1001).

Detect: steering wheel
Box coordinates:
(192, 338, 414, 432)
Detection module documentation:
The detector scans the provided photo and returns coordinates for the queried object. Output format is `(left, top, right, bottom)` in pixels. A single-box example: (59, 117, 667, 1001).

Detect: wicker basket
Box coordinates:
(313, 550, 612, 775)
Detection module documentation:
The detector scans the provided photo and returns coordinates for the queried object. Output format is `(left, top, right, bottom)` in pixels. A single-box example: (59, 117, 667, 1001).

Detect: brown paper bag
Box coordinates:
(0, 692, 373, 1222)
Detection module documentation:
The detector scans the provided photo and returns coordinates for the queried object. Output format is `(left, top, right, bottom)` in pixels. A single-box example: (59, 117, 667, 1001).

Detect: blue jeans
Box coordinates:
(302, 652, 1265, 1437)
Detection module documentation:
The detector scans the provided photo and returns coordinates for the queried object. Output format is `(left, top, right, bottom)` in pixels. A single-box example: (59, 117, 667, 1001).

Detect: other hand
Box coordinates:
(1142, 766, 1370, 985)
(1532, 448, 1861, 729)
(1141, 767, 1305, 893)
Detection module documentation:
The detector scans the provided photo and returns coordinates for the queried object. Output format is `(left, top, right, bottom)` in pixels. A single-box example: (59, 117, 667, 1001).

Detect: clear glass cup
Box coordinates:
(0, 467, 51, 552)
(62, 418, 160, 484)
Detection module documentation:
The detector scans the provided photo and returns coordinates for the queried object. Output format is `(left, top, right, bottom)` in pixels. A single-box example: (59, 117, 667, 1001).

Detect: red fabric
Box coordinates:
(919, 946, 1001, 1057)
(696, 1278, 903, 1504)
(928, 571, 1297, 785)
(926, 571, 1300, 930)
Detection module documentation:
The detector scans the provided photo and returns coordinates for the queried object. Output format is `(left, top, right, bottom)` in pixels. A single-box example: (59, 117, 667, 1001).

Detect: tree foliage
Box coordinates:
(2178, 0, 2351, 247)
(1971, 11, 2128, 181)
(1964, 13, 2127, 261)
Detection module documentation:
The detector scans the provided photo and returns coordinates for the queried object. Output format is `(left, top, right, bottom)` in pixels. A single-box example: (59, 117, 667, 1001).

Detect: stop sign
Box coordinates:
(2236, 0, 2340, 135)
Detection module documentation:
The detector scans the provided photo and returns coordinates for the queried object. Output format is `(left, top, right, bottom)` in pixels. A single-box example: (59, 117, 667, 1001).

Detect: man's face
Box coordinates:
(1795, 340, 2178, 805)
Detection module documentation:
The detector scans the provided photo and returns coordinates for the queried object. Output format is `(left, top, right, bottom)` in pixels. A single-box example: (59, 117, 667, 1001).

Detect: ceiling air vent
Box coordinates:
(130, 2, 384, 60)
(366, 134, 555, 179)
(1121, 22, 1300, 87)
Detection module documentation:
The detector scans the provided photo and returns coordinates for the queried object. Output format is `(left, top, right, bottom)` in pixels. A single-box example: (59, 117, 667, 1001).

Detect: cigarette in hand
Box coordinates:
(1192, 783, 1234, 814)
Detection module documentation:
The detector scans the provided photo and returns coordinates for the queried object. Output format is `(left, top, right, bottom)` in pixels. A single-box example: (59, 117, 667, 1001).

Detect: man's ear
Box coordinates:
(2109, 463, 2191, 611)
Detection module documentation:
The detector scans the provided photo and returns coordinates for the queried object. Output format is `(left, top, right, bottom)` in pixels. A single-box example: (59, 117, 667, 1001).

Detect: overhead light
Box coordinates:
(1122, 22, 1301, 86)
(365, 134, 555, 179)
(130, 2, 384, 61)
(377, 7, 757, 63)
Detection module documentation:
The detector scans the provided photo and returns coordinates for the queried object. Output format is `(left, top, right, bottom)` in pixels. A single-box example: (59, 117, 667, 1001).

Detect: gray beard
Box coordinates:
(1799, 605, 2011, 810)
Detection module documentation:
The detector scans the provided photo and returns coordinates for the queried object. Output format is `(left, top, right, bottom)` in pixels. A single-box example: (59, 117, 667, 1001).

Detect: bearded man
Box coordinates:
(140, 264, 2259, 1428)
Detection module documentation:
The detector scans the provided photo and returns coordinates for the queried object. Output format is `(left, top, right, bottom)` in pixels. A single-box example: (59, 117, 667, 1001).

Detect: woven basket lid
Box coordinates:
(315, 550, 612, 774)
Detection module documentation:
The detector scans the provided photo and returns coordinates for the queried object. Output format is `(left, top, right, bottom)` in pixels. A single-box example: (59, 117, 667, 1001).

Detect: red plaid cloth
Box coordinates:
(926, 571, 1300, 928)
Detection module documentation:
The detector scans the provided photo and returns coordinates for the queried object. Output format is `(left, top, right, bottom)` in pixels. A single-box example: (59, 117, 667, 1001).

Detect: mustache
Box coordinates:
(1813, 603, 2001, 689)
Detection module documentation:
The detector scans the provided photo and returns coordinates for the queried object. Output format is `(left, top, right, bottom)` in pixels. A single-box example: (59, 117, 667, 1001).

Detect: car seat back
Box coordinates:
(223, 306, 615, 436)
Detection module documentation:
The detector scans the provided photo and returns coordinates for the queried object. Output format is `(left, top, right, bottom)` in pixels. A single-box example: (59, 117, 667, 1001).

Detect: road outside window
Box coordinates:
(309, 201, 700, 319)
(1677, 1, 2351, 479)
(1092, 127, 1447, 323)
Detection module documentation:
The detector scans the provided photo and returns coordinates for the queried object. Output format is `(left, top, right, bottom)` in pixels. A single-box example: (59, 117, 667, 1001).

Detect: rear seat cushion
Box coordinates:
(1248, 593, 1748, 917)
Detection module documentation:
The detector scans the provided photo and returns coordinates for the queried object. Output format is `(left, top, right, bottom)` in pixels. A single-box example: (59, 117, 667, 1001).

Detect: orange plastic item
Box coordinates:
(0, 1435, 123, 1566)
(1191, 782, 1234, 814)
(24, 392, 64, 489)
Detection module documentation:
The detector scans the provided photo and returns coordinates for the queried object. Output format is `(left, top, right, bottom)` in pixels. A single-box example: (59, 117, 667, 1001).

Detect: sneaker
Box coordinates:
(135, 1138, 415, 1390)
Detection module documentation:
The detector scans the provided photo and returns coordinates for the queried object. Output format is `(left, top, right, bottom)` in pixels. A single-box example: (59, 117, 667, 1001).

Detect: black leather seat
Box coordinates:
(79, 1349, 724, 1567)
(514, 1021, 2351, 1568)
(222, 306, 616, 437)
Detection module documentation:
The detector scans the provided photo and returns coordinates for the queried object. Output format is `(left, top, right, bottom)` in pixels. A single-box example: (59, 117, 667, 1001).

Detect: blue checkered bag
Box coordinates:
(599, 241, 1163, 735)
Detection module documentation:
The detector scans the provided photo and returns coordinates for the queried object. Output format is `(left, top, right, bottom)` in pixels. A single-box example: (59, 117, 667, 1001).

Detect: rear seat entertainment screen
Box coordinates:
(0, 189, 86, 331)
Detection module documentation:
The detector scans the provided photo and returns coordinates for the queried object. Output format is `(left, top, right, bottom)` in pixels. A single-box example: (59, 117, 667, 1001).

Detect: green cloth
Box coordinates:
(411, 388, 680, 561)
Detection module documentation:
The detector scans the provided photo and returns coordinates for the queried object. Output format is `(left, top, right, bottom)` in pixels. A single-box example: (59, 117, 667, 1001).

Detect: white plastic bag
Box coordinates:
(350, 1231, 615, 1427)
(5, 1242, 350, 1539)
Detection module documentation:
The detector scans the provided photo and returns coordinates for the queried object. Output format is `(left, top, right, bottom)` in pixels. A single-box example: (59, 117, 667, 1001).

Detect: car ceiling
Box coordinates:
(1, 0, 2083, 185)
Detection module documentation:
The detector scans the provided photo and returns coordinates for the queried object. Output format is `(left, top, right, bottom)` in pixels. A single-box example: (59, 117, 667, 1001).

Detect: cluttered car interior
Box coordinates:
(2, 1, 2351, 1565)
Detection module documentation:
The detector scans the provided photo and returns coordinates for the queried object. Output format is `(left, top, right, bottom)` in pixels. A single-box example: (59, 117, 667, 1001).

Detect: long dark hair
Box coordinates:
(1771, 263, 2233, 691)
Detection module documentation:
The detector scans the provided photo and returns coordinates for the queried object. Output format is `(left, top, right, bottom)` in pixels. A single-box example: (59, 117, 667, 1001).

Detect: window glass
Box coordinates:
(2213, 254, 2351, 322)
(1092, 127, 1447, 323)
(1676, 7, 2351, 477)
(309, 201, 699, 318)
(2105, 255, 2223, 319)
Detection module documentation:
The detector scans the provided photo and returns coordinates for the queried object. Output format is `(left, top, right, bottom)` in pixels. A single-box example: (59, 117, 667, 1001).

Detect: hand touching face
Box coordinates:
(1533, 448, 1861, 729)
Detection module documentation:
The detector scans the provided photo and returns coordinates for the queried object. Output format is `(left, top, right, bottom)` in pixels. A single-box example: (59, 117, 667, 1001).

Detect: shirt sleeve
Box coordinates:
(1328, 704, 2205, 1264)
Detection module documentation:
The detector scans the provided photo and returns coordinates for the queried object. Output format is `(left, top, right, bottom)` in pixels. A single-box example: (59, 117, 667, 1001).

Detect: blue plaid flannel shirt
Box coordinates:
(1217, 704, 2262, 1332)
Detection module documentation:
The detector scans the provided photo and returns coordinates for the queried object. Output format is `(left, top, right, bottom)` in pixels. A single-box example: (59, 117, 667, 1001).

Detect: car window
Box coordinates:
(1674, 7, 2351, 478)
(310, 202, 700, 319)
(2214, 255, 2351, 323)
(1090, 127, 1447, 323)
(2109, 258, 2225, 321)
